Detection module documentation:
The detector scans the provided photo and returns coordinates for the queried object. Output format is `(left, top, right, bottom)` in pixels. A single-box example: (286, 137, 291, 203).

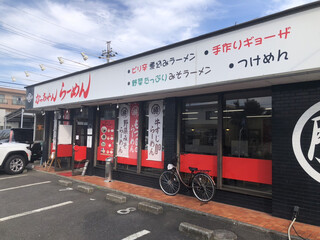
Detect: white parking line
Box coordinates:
(0, 175, 27, 181)
(0, 181, 51, 192)
(0, 201, 73, 222)
(122, 230, 151, 240)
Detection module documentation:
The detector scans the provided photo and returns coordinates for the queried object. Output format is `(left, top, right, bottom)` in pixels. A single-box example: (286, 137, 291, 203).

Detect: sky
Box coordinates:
(0, 0, 317, 90)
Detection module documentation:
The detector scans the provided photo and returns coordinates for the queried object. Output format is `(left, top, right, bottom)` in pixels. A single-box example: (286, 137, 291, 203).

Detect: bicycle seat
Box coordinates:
(189, 167, 198, 172)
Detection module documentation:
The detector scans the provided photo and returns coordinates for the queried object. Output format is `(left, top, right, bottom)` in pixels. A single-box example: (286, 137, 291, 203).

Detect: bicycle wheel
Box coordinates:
(159, 170, 181, 196)
(192, 173, 215, 202)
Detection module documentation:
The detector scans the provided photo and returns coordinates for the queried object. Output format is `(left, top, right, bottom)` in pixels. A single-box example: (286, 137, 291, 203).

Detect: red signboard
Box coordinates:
(97, 120, 115, 161)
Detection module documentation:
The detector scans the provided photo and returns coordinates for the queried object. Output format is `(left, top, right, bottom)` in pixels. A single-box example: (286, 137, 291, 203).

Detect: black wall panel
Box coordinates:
(272, 81, 320, 226)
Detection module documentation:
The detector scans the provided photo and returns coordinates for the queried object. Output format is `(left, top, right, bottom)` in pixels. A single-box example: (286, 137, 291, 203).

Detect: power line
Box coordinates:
(0, 43, 82, 72)
(0, 80, 26, 86)
(0, 20, 99, 56)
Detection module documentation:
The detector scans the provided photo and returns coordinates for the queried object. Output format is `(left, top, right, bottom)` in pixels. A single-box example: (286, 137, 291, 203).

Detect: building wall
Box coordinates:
(272, 80, 320, 225)
(0, 87, 26, 129)
(0, 87, 25, 109)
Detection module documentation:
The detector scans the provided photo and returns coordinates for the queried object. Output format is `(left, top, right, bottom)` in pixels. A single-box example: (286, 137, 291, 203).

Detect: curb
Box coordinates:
(179, 222, 214, 240)
(138, 202, 163, 215)
(58, 179, 73, 187)
(106, 193, 127, 203)
(76, 185, 94, 194)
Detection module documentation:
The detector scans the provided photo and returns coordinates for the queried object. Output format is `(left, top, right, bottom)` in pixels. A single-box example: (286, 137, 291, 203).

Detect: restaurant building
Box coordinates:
(26, 2, 320, 226)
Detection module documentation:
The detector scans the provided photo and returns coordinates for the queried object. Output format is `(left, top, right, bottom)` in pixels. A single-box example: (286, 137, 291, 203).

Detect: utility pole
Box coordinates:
(100, 41, 117, 63)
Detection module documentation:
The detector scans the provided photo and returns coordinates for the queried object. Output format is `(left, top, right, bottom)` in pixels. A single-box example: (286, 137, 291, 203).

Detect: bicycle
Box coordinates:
(159, 164, 215, 202)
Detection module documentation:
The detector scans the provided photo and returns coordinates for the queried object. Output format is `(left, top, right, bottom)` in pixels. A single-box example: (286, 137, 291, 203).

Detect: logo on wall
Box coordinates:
(120, 106, 129, 118)
(25, 87, 34, 109)
(26, 92, 33, 103)
(151, 104, 161, 116)
(292, 101, 320, 183)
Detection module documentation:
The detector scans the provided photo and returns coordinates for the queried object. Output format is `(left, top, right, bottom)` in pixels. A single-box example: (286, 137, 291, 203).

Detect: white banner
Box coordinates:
(148, 100, 163, 161)
(117, 104, 130, 158)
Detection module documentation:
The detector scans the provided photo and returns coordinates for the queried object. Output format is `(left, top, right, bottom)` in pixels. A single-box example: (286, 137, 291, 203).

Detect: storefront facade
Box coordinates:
(26, 2, 320, 226)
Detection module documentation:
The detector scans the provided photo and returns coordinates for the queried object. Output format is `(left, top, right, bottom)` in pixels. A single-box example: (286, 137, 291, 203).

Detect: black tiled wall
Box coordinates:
(272, 81, 320, 226)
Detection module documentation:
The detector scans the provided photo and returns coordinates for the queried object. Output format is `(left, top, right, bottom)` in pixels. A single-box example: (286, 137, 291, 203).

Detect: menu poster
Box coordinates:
(129, 103, 139, 159)
(148, 100, 163, 161)
(117, 104, 130, 158)
(98, 120, 115, 160)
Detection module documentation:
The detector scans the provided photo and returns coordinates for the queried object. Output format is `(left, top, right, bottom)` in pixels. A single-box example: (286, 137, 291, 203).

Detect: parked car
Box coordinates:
(0, 128, 41, 174)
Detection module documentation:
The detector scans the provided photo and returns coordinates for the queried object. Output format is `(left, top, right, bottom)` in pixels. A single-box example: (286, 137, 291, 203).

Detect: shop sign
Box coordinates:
(148, 101, 163, 161)
(292, 101, 320, 183)
(32, 74, 91, 108)
(29, 7, 320, 109)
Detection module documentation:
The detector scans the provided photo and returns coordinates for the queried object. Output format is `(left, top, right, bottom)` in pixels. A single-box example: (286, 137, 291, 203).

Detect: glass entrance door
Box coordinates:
(72, 119, 88, 174)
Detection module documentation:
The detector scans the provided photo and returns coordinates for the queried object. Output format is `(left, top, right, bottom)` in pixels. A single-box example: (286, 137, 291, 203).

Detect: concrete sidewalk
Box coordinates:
(34, 166, 320, 240)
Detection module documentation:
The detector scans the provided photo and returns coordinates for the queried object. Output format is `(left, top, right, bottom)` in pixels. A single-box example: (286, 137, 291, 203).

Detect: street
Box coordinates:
(0, 170, 286, 240)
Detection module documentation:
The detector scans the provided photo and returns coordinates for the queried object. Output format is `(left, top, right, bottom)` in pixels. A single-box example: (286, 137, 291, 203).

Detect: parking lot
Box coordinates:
(0, 170, 289, 240)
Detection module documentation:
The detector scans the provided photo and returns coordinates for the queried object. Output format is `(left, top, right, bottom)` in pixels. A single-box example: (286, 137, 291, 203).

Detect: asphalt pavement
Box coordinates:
(0, 170, 298, 240)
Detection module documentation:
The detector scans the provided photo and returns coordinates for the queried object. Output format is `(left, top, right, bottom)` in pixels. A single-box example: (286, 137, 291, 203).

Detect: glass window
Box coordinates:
(12, 95, 24, 105)
(96, 105, 116, 167)
(223, 90, 272, 193)
(180, 95, 218, 179)
(0, 94, 7, 104)
(0, 129, 10, 142)
(181, 95, 218, 155)
(35, 114, 45, 141)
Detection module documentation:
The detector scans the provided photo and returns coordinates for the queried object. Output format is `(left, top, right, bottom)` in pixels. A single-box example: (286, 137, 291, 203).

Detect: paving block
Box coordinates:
(58, 179, 73, 187)
(138, 202, 163, 215)
(76, 185, 94, 194)
(212, 229, 237, 240)
(179, 222, 214, 240)
(105, 193, 127, 203)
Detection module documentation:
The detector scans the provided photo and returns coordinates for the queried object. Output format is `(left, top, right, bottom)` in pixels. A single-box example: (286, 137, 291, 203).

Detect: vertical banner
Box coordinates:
(52, 111, 58, 151)
(117, 104, 130, 158)
(129, 103, 139, 159)
(148, 100, 163, 161)
(97, 120, 115, 161)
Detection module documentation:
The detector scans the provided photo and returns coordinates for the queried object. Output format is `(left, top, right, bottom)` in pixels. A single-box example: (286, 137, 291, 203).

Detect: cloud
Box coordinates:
(264, 0, 316, 15)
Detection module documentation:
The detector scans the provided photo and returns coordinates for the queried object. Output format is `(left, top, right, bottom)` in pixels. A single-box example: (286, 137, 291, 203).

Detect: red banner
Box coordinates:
(129, 103, 139, 160)
(97, 120, 115, 161)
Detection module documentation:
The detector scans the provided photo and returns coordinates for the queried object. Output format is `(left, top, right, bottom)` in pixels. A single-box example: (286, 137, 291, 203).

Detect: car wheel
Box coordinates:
(4, 155, 26, 175)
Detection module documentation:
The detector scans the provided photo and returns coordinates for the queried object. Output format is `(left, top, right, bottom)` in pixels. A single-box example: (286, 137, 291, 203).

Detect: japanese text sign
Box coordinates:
(148, 101, 163, 162)
(117, 104, 130, 158)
